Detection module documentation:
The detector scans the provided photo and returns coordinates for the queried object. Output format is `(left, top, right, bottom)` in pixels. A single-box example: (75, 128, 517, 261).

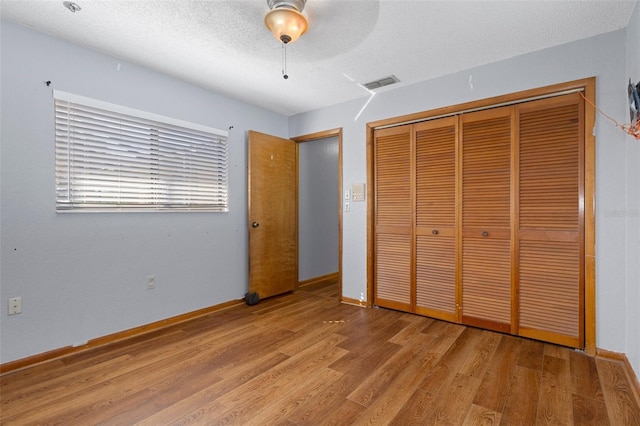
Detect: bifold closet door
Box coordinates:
(460, 107, 513, 333)
(373, 125, 413, 311)
(516, 93, 584, 347)
(414, 117, 458, 322)
(372, 90, 585, 349)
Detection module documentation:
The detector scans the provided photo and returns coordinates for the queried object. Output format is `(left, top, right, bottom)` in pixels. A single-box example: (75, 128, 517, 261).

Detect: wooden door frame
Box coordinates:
(366, 78, 596, 354)
(292, 128, 344, 301)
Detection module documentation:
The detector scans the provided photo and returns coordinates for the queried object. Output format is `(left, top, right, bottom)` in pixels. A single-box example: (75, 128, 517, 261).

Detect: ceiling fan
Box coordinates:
(263, 0, 309, 79)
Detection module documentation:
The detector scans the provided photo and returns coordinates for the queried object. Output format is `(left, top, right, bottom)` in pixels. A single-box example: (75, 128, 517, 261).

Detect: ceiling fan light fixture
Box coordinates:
(265, 0, 308, 44)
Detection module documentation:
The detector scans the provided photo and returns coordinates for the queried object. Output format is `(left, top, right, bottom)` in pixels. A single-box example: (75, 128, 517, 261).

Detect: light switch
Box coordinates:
(344, 189, 351, 200)
(344, 202, 350, 212)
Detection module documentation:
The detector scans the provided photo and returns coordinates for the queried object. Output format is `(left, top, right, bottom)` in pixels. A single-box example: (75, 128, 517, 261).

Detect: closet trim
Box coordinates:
(366, 77, 596, 355)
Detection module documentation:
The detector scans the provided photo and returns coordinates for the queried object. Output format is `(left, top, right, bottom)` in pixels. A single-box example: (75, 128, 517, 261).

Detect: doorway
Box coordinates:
(293, 129, 343, 300)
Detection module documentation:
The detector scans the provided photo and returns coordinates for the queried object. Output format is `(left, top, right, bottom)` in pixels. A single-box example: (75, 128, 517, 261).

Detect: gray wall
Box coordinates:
(290, 23, 638, 370)
(298, 137, 339, 281)
(0, 21, 288, 363)
(624, 2, 640, 375)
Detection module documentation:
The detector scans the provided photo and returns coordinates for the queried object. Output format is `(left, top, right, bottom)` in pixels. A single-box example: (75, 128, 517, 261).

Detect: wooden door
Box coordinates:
(248, 130, 297, 299)
(460, 107, 513, 333)
(373, 125, 413, 311)
(370, 87, 586, 349)
(414, 117, 458, 322)
(516, 93, 584, 347)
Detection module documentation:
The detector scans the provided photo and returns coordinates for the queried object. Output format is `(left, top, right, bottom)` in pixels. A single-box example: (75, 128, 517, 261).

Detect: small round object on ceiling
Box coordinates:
(63, 1, 81, 13)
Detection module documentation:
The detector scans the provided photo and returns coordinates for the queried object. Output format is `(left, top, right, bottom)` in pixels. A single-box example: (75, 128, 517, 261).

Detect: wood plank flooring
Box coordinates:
(2, 280, 639, 425)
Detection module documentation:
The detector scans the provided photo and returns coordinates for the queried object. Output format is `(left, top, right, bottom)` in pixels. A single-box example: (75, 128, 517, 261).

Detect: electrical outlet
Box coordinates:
(146, 276, 156, 290)
(8, 297, 22, 315)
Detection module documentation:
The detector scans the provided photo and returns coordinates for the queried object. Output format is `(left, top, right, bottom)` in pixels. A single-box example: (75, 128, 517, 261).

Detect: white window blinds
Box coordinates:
(54, 91, 228, 212)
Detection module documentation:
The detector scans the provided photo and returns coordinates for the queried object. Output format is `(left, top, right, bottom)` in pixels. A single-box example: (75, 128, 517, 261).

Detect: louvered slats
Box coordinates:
(462, 238, 512, 326)
(376, 234, 411, 305)
(416, 235, 456, 318)
(416, 122, 456, 227)
(414, 118, 457, 318)
(462, 113, 511, 229)
(376, 129, 412, 227)
(372, 93, 584, 349)
(374, 126, 412, 309)
(461, 109, 512, 331)
(519, 103, 580, 229)
(517, 95, 583, 346)
(519, 241, 580, 337)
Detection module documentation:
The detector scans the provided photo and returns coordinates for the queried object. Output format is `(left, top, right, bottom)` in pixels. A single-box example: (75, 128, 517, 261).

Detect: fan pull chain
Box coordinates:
(282, 42, 289, 80)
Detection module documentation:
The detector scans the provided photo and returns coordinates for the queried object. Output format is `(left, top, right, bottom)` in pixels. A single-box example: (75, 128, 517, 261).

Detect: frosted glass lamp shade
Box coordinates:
(264, 8, 308, 44)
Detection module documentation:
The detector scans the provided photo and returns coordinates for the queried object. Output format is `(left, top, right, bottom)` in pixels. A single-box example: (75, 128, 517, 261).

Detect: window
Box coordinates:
(54, 91, 228, 212)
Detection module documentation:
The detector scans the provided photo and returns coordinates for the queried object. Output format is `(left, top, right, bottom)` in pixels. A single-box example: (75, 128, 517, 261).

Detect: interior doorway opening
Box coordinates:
(293, 129, 343, 301)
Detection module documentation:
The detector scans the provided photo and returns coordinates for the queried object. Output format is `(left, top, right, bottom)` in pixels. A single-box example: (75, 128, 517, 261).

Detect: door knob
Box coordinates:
(251, 222, 260, 228)
(432, 230, 439, 235)
(482, 231, 489, 237)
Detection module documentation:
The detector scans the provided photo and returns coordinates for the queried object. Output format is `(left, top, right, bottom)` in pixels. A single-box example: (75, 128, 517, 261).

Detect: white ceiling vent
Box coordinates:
(363, 75, 400, 90)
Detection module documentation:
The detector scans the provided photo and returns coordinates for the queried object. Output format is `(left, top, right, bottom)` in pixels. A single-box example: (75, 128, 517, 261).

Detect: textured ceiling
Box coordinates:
(1, 0, 637, 116)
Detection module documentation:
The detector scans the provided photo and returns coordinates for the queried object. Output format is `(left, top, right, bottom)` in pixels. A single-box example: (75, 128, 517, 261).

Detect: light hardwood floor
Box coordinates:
(2, 280, 639, 425)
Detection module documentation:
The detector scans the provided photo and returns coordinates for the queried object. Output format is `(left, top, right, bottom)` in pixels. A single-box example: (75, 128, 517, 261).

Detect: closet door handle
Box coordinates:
(251, 222, 260, 228)
(481, 231, 489, 237)
(432, 230, 439, 235)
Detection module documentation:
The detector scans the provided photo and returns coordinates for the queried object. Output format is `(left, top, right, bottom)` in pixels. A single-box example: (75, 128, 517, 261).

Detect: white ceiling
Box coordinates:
(1, 0, 637, 116)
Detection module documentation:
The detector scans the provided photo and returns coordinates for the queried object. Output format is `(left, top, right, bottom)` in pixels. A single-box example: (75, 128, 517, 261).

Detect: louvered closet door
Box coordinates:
(461, 107, 512, 333)
(516, 93, 584, 348)
(414, 117, 458, 321)
(374, 125, 413, 311)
